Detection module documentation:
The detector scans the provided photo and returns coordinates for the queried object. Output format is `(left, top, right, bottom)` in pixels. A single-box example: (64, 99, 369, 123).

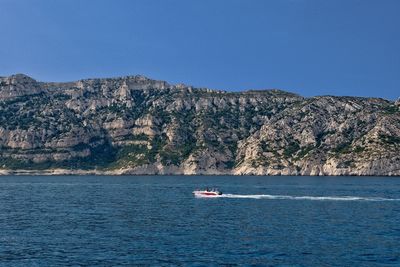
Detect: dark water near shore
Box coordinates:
(0, 175, 399, 266)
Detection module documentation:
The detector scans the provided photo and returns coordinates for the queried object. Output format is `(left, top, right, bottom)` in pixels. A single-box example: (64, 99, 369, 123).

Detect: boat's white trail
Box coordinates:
(217, 194, 400, 202)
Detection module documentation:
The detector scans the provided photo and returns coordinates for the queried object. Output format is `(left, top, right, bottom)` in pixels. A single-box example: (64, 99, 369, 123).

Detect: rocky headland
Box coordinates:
(0, 74, 399, 175)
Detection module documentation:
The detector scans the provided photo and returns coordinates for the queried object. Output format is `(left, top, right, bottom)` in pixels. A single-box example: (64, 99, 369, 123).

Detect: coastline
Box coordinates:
(0, 168, 399, 176)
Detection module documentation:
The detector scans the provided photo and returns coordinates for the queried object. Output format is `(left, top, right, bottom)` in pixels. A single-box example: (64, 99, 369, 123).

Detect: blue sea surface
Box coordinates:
(0, 175, 399, 266)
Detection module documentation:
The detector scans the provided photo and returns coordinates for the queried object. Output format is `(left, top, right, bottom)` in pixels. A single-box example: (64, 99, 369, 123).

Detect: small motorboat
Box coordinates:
(193, 188, 223, 197)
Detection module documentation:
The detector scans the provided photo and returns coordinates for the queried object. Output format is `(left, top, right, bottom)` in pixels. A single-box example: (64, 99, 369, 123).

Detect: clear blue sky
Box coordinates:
(0, 0, 399, 99)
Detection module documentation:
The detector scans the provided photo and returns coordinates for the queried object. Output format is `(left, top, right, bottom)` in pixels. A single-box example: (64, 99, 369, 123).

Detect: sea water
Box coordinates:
(0, 175, 399, 266)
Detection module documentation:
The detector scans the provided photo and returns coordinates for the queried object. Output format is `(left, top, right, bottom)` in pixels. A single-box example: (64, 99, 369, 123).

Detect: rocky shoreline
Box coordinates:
(1, 167, 399, 176)
(1, 74, 399, 176)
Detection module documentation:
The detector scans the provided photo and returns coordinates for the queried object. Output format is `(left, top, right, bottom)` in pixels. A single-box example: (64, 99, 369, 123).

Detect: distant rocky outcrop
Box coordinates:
(0, 74, 399, 175)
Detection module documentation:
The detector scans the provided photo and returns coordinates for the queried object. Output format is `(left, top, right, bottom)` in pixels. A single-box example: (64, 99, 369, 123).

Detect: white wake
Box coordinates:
(216, 194, 400, 202)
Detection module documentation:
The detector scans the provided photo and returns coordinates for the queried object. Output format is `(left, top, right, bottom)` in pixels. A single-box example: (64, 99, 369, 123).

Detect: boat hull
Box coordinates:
(193, 190, 221, 197)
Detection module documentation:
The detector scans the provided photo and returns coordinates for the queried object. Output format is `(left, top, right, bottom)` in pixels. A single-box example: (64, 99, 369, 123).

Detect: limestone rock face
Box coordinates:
(0, 74, 399, 175)
(0, 74, 44, 99)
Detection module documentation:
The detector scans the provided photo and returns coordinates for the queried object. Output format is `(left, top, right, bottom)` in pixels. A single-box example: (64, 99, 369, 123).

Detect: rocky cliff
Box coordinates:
(0, 74, 399, 175)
